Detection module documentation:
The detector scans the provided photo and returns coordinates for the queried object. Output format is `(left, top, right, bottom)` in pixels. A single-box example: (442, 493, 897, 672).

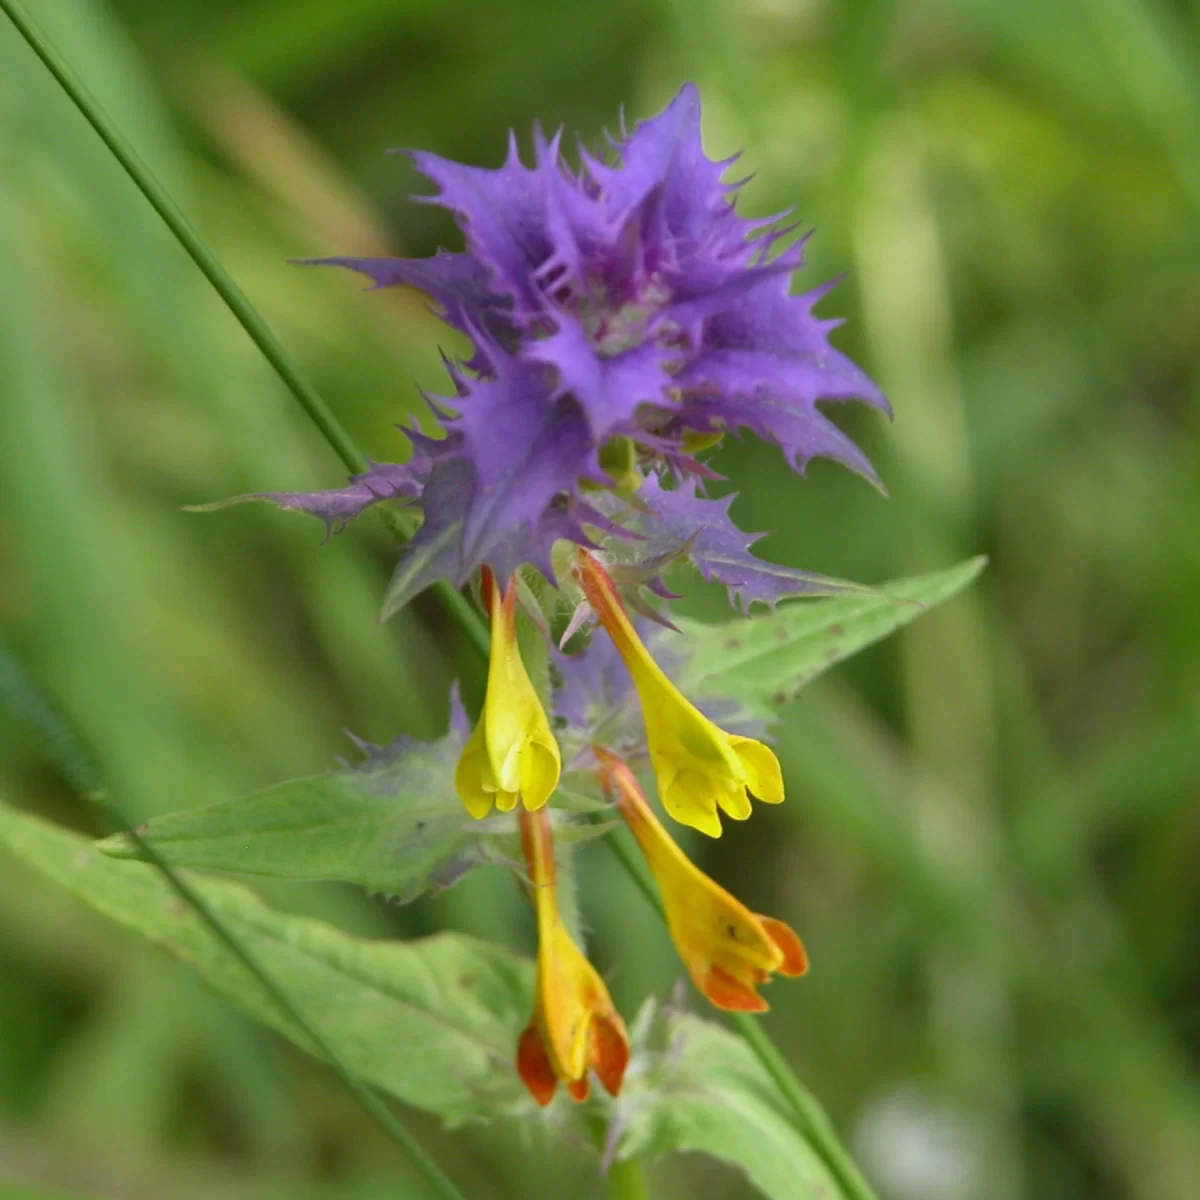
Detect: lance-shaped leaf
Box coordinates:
(635, 476, 881, 611)
(99, 697, 497, 902)
(613, 1006, 846, 1200)
(0, 804, 532, 1124)
(97, 696, 610, 899)
(673, 556, 987, 717)
(585, 83, 739, 248)
(188, 457, 428, 537)
(298, 248, 515, 342)
(451, 342, 594, 570)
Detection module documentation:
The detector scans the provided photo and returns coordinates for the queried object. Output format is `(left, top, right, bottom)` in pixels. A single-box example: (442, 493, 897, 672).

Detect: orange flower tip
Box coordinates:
(759, 915, 809, 977)
(480, 565, 497, 614)
(592, 744, 622, 778)
(703, 964, 770, 1013)
(516, 1027, 558, 1108)
(592, 1017, 631, 1097)
(567, 1076, 591, 1103)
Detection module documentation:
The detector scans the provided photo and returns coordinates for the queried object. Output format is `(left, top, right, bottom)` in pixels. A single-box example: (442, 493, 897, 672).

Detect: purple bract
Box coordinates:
(273, 84, 887, 614)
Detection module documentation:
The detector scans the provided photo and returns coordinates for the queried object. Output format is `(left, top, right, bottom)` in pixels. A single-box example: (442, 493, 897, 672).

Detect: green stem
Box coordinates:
(730, 1014, 877, 1200)
(0, 3, 871, 1192)
(606, 1157, 652, 1200)
(0, 0, 362, 478)
(0, 0, 488, 662)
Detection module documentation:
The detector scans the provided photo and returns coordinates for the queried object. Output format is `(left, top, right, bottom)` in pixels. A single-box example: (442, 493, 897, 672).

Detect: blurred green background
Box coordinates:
(1, 0, 1198, 1197)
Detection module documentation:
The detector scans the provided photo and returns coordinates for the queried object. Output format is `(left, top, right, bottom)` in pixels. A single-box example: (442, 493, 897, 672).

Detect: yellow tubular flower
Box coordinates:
(597, 748, 807, 1012)
(455, 570, 561, 819)
(575, 550, 784, 837)
(514, 809, 629, 1106)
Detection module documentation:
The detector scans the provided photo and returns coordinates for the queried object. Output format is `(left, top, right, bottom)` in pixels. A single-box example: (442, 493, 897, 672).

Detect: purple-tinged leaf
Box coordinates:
(188, 458, 429, 537)
(308, 85, 891, 603)
(584, 83, 738, 249)
(448, 340, 596, 567)
(637, 476, 882, 610)
(381, 455, 473, 620)
(296, 249, 514, 344)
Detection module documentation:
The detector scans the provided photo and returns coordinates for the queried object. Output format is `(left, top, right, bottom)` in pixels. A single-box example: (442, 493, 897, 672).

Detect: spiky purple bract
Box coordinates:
(189, 457, 428, 538)
(302, 84, 888, 613)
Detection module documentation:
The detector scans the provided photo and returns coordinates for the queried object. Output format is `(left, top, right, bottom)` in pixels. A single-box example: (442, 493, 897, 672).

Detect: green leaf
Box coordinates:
(96, 713, 501, 902)
(616, 1009, 846, 1199)
(0, 803, 531, 1125)
(96, 713, 612, 897)
(673, 557, 987, 717)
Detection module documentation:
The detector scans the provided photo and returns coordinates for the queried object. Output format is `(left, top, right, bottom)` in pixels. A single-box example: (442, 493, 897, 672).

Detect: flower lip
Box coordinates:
(515, 809, 629, 1106)
(576, 550, 784, 836)
(454, 572, 562, 818)
(596, 747, 807, 1012)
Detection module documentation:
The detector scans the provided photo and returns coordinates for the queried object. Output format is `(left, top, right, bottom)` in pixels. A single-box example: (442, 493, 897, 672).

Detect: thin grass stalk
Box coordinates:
(0, 0, 488, 661)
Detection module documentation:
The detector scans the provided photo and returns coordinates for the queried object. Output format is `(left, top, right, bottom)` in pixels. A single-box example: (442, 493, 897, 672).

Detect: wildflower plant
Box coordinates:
(0, 22, 986, 1198)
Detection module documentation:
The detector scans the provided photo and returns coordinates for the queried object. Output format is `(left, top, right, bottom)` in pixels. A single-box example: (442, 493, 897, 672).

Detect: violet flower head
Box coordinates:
(294, 84, 889, 614)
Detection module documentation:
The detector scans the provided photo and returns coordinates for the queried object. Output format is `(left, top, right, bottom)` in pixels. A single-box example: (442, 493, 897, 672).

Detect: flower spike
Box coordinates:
(291, 85, 886, 609)
(576, 550, 784, 836)
(597, 749, 807, 1012)
(515, 809, 629, 1106)
(455, 570, 561, 818)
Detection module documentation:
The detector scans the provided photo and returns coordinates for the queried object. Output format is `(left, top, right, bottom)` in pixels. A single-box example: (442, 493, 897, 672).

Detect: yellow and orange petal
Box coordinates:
(515, 809, 629, 1106)
(575, 550, 783, 837)
(597, 748, 807, 1012)
(454, 570, 561, 819)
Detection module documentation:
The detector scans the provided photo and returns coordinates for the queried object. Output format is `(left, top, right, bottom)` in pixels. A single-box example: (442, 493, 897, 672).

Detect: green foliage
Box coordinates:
(3, 799, 864, 1198)
(381, 521, 464, 622)
(676, 557, 987, 717)
(95, 564, 983, 903)
(0, 803, 532, 1125)
(95, 715, 500, 900)
(96, 725, 612, 898)
(618, 1009, 846, 1200)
